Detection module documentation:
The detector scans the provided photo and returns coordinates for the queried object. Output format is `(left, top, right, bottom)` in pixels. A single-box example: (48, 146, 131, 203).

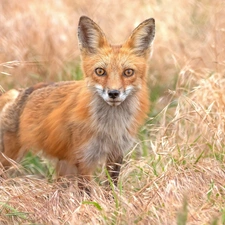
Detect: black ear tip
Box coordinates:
(146, 18, 155, 26)
(79, 16, 93, 25)
(79, 16, 90, 20)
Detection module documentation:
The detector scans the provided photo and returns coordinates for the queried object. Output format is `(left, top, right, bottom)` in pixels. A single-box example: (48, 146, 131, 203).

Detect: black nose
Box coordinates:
(108, 90, 120, 99)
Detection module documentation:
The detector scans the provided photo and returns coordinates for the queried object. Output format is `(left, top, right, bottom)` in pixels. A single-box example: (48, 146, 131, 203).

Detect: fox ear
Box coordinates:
(78, 16, 108, 54)
(125, 18, 155, 56)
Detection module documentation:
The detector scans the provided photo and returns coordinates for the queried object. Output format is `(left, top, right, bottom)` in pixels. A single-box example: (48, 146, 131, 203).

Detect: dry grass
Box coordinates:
(1, 0, 225, 224)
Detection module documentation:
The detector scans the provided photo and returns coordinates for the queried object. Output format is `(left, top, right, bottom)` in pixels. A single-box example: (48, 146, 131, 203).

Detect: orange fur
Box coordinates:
(0, 16, 155, 193)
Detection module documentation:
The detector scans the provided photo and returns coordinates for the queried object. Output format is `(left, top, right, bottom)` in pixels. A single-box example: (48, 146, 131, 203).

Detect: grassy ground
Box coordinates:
(0, 0, 225, 224)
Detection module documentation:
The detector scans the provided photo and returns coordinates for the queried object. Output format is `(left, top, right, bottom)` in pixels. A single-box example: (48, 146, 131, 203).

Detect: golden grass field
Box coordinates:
(0, 0, 225, 224)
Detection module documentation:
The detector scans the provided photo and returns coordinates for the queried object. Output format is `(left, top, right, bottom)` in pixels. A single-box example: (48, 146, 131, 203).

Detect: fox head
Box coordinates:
(78, 16, 155, 106)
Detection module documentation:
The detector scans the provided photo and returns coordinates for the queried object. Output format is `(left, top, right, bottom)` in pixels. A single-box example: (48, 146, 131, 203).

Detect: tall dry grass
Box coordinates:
(0, 0, 225, 224)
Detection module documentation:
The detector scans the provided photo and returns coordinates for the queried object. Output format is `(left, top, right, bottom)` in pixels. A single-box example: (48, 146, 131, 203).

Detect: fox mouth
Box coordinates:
(107, 100, 122, 106)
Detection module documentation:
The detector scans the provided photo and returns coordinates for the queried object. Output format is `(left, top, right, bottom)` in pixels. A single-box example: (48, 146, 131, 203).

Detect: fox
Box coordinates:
(0, 16, 155, 193)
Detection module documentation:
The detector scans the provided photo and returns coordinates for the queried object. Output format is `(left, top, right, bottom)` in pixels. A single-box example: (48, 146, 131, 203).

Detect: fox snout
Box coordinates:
(107, 89, 122, 106)
(108, 89, 120, 99)
(95, 85, 134, 106)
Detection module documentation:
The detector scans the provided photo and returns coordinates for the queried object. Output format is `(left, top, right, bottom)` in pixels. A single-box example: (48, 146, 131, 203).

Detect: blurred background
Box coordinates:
(0, 0, 224, 114)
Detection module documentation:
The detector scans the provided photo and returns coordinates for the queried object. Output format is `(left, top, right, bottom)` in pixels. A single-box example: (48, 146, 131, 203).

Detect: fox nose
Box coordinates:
(108, 90, 120, 99)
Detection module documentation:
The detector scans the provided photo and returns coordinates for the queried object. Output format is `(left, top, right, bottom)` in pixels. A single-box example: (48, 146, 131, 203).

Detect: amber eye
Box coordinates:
(95, 68, 106, 76)
(123, 69, 134, 77)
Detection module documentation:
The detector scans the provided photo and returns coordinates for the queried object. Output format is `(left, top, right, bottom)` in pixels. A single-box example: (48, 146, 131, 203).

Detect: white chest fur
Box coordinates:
(81, 94, 139, 166)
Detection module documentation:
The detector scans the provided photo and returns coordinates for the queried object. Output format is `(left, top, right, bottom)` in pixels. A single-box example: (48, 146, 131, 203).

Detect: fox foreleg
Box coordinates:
(106, 154, 123, 187)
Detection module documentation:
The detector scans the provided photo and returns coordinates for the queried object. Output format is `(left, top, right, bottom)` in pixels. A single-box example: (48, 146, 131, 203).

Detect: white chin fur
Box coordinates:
(106, 101, 122, 106)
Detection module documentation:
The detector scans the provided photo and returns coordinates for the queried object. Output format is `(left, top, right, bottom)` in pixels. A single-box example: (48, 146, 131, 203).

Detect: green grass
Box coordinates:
(0, 202, 28, 220)
(21, 152, 54, 181)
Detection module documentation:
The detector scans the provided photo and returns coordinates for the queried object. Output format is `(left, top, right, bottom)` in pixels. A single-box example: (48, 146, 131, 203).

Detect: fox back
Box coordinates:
(0, 16, 155, 193)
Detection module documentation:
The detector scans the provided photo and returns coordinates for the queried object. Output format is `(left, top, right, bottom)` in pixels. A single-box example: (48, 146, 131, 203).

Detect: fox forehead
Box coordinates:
(83, 45, 148, 72)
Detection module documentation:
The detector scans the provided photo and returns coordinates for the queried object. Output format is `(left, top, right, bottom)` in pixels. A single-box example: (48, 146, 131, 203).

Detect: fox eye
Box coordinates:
(95, 68, 106, 76)
(123, 69, 134, 77)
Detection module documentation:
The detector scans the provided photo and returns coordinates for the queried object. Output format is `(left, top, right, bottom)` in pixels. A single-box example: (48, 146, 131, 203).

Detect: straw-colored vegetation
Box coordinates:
(0, 0, 225, 224)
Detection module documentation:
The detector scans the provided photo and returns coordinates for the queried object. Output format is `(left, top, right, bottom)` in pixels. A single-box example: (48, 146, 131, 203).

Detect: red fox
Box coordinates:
(0, 16, 155, 193)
